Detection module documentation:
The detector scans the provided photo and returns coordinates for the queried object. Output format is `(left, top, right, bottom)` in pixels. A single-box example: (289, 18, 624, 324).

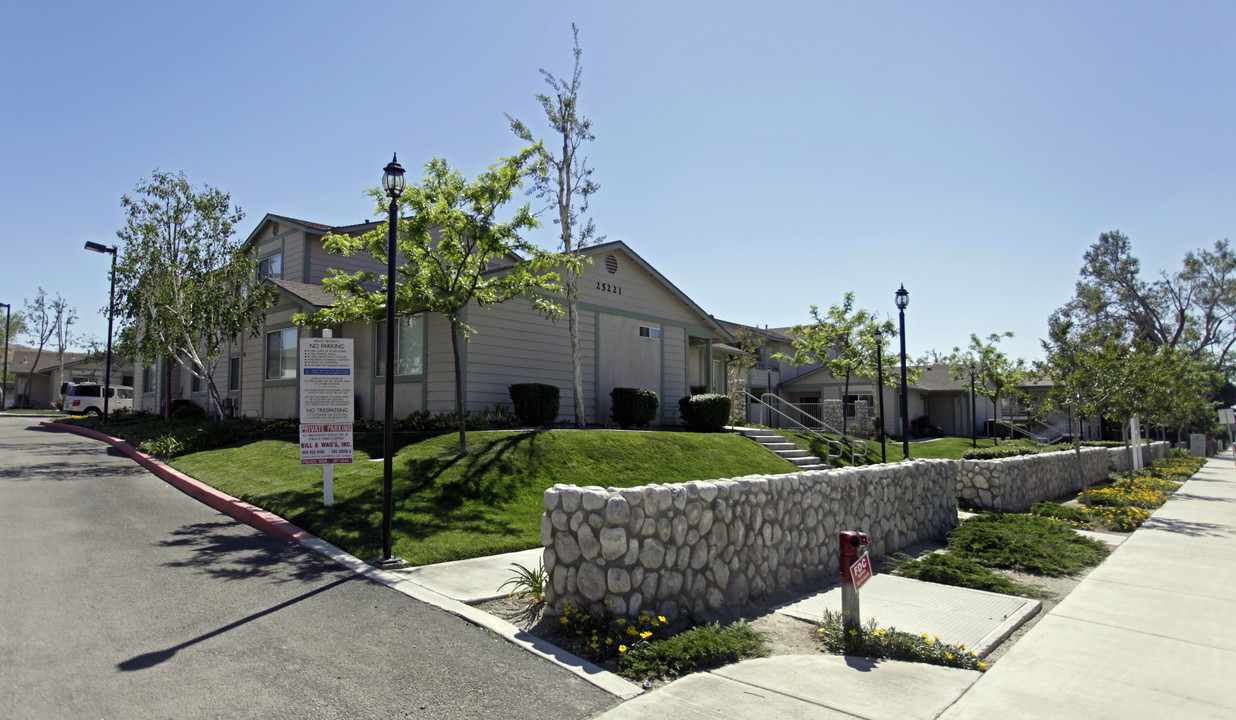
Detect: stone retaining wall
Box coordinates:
(1109, 441, 1172, 472)
(956, 448, 1109, 512)
(541, 460, 957, 621)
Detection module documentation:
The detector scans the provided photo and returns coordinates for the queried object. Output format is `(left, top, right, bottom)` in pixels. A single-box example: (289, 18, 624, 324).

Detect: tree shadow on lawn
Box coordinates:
(436, 431, 543, 507)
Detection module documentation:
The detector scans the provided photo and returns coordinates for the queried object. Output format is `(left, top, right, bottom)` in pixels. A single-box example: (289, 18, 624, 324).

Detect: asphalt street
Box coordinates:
(0, 416, 616, 719)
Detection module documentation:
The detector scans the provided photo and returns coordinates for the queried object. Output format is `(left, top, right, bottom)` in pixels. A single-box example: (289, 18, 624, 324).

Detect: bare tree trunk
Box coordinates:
(568, 277, 585, 429)
(163, 358, 174, 420)
(451, 320, 468, 456)
(1122, 421, 1135, 481)
(1075, 412, 1090, 507)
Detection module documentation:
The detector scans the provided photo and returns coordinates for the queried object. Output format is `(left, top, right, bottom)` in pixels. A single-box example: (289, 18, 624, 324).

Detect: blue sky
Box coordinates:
(2, 1, 1232, 363)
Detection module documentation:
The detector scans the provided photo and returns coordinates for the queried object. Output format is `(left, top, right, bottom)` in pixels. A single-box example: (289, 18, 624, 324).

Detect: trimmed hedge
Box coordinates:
(509, 383, 560, 427)
(961, 445, 1039, 460)
(678, 393, 731, 432)
(610, 387, 659, 429)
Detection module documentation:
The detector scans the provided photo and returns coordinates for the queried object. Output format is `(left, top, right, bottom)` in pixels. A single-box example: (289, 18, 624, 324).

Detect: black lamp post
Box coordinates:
(895, 285, 909, 460)
(376, 154, 406, 568)
(969, 362, 977, 449)
(874, 327, 886, 463)
(1, 302, 10, 410)
(85, 241, 118, 423)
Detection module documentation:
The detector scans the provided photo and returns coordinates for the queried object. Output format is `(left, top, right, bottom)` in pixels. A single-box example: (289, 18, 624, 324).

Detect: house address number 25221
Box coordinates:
(596, 282, 622, 295)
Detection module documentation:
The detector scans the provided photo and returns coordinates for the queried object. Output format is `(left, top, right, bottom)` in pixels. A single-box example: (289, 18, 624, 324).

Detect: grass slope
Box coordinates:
(781, 432, 1040, 465)
(172, 429, 795, 565)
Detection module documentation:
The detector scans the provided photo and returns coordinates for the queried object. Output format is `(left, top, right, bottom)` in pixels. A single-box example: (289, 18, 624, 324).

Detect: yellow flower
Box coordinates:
(978, 662, 987, 671)
(849, 629, 858, 636)
(616, 619, 626, 625)
(946, 653, 953, 660)
(619, 645, 627, 653)
(922, 633, 928, 639)
(926, 638, 933, 645)
(606, 637, 613, 645)
(658, 616, 667, 623)
(818, 628, 826, 633)
(560, 617, 569, 624)
(604, 600, 612, 605)
(970, 651, 977, 657)
(640, 631, 652, 639)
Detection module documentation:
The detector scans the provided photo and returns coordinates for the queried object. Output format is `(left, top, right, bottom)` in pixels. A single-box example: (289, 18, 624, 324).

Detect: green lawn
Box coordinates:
(781, 432, 1041, 465)
(171, 430, 796, 566)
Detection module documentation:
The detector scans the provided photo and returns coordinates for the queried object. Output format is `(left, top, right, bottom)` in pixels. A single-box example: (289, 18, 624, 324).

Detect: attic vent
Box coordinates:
(605, 254, 618, 274)
(272, 222, 280, 236)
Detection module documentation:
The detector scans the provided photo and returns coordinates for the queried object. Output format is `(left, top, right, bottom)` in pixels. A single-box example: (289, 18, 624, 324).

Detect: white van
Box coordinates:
(61, 383, 134, 416)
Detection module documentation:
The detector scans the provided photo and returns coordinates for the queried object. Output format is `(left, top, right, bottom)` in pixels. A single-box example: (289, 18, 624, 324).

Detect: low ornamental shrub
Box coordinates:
(610, 387, 659, 429)
(886, 552, 1047, 597)
(1030, 501, 1091, 526)
(619, 621, 767, 680)
(509, 383, 560, 427)
(678, 393, 731, 432)
(816, 610, 985, 671)
(947, 513, 1109, 576)
(962, 445, 1039, 460)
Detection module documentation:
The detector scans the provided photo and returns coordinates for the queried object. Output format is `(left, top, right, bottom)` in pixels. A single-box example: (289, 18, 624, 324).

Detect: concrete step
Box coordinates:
(758, 442, 798, 452)
(776, 448, 810, 459)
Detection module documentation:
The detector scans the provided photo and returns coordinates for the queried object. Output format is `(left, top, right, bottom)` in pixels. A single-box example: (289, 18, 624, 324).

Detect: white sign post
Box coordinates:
(299, 335, 354, 507)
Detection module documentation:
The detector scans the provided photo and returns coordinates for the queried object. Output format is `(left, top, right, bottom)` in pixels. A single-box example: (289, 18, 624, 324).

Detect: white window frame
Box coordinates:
(376, 314, 425, 377)
(639, 325, 661, 340)
(265, 327, 298, 380)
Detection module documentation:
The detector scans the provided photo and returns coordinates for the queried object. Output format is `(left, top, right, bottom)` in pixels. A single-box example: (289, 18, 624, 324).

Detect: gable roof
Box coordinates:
(268, 279, 338, 309)
(242, 213, 337, 251)
(583, 241, 734, 341)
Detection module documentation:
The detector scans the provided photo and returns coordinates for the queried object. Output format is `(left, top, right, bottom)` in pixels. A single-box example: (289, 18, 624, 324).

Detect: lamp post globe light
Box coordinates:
(895, 285, 909, 461)
(874, 327, 886, 463)
(376, 154, 406, 568)
(1, 301, 10, 410)
(84, 241, 119, 422)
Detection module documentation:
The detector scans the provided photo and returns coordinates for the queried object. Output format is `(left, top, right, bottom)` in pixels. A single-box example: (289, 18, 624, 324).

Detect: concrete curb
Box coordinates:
(41, 420, 643, 700)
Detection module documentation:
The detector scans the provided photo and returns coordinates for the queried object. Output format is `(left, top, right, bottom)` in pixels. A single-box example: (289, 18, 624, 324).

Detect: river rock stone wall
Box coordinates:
(541, 460, 958, 621)
(821, 399, 843, 433)
(1109, 441, 1172, 473)
(957, 447, 1113, 512)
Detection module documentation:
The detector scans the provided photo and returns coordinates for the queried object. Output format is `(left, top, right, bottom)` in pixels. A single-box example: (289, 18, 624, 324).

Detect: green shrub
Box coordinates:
(678, 393, 731, 432)
(962, 445, 1039, 460)
(509, 383, 560, 427)
(610, 387, 659, 429)
(619, 622, 766, 680)
(170, 399, 208, 422)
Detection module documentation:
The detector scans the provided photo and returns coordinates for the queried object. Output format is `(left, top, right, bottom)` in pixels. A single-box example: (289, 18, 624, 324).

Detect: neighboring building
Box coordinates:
(2, 344, 133, 409)
(139, 213, 738, 425)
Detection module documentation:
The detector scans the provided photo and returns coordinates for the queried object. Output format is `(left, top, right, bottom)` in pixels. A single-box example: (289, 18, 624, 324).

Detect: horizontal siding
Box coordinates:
(307, 236, 388, 285)
(663, 326, 687, 424)
(578, 249, 704, 327)
(426, 314, 457, 413)
(465, 303, 595, 421)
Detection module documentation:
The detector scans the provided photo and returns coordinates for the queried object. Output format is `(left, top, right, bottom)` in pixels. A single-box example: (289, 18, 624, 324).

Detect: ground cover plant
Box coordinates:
(884, 552, 1049, 597)
(169, 429, 796, 565)
(552, 598, 767, 681)
(1082, 455, 1204, 530)
(816, 610, 985, 671)
(945, 513, 1109, 576)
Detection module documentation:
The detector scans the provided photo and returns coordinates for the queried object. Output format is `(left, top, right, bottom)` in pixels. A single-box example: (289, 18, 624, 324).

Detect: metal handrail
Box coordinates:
(992, 419, 1051, 446)
(742, 391, 841, 459)
(747, 392, 870, 463)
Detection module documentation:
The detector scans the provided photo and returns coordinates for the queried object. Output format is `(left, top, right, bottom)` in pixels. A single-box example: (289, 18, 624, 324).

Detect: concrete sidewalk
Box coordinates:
(939, 453, 1236, 719)
(587, 452, 1236, 720)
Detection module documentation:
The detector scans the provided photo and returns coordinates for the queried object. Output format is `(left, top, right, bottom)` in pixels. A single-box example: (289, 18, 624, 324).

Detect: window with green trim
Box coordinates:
(376, 314, 424, 377)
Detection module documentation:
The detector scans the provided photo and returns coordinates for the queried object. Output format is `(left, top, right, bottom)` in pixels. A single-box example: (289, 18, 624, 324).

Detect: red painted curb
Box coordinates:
(42, 421, 318, 545)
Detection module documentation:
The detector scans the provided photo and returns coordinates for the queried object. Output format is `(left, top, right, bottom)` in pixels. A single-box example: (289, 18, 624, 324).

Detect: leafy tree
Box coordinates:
(508, 23, 601, 429)
(2, 311, 29, 401)
(1055, 232, 1236, 373)
(52, 296, 78, 403)
(946, 333, 1029, 445)
(300, 150, 562, 455)
(1038, 321, 1145, 504)
(113, 171, 274, 420)
(20, 289, 58, 406)
(774, 293, 893, 436)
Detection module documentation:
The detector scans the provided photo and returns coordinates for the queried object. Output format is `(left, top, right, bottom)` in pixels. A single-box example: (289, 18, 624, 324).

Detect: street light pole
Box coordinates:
(895, 285, 909, 461)
(376, 154, 406, 568)
(874, 328, 886, 463)
(969, 362, 977, 449)
(85, 241, 118, 422)
(1, 302, 10, 410)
